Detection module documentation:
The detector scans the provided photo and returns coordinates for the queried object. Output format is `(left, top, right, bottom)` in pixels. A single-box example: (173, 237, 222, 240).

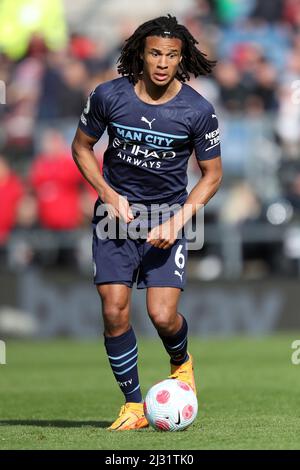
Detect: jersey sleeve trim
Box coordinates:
(196, 152, 221, 161)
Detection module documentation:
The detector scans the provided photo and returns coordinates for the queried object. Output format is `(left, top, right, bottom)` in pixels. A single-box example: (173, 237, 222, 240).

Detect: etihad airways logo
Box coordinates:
(110, 122, 188, 169)
(113, 137, 176, 160)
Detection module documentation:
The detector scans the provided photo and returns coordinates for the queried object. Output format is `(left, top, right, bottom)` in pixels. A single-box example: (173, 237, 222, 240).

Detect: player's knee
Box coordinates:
(103, 314, 129, 336)
(148, 307, 177, 334)
(103, 303, 128, 321)
(102, 302, 129, 331)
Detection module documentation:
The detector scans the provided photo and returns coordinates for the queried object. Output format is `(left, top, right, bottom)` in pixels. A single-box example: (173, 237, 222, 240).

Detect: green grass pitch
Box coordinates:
(0, 334, 299, 450)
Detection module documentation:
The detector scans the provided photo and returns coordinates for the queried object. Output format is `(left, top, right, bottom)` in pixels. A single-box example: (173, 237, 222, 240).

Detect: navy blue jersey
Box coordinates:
(78, 77, 221, 205)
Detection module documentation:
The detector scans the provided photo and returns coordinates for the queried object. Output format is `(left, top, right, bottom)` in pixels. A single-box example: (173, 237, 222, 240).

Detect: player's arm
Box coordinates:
(147, 157, 222, 248)
(173, 107, 223, 234)
(147, 105, 222, 248)
(71, 128, 133, 222)
(72, 128, 107, 198)
(174, 156, 222, 225)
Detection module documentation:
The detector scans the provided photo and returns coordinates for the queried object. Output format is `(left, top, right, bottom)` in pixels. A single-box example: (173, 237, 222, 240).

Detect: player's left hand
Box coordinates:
(146, 218, 183, 249)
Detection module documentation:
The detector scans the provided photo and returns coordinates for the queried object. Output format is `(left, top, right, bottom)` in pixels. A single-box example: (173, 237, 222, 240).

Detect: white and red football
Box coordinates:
(143, 378, 198, 431)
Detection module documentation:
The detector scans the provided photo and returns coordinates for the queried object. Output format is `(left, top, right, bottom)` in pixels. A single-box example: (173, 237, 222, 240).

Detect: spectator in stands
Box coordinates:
(3, 37, 45, 158)
(280, 160, 300, 212)
(283, 0, 300, 29)
(58, 58, 88, 119)
(38, 54, 87, 120)
(220, 181, 262, 225)
(251, 0, 284, 23)
(214, 61, 248, 111)
(0, 155, 24, 245)
(0, 1, 299, 277)
(248, 59, 278, 111)
(29, 129, 83, 230)
(276, 83, 300, 159)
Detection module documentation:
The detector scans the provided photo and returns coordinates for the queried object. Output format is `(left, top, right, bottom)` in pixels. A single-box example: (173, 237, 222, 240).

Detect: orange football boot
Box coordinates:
(108, 402, 149, 431)
(168, 352, 196, 394)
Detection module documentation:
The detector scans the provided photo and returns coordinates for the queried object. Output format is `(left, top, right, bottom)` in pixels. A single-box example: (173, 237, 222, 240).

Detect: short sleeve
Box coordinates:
(78, 85, 108, 140)
(193, 106, 221, 161)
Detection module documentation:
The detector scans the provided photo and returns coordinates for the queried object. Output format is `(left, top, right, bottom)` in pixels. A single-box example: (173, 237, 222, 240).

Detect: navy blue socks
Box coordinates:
(104, 327, 142, 403)
(159, 315, 189, 365)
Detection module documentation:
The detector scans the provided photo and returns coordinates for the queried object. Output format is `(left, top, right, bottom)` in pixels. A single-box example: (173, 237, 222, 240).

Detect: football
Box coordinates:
(143, 378, 198, 431)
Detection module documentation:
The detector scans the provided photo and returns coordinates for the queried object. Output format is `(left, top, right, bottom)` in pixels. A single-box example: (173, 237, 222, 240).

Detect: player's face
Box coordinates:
(141, 36, 182, 86)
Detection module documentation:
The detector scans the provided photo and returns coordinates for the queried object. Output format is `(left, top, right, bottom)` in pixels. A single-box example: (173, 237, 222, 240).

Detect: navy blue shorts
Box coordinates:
(92, 201, 187, 290)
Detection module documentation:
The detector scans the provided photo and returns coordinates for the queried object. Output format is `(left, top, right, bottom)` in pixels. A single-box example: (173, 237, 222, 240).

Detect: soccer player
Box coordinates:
(72, 14, 222, 430)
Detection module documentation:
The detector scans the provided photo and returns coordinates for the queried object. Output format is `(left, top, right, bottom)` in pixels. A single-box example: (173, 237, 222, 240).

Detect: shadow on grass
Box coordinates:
(0, 420, 110, 429)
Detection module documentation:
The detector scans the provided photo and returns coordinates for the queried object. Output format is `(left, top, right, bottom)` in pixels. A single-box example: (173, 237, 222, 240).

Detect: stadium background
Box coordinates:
(1, 0, 300, 337)
(0, 0, 300, 451)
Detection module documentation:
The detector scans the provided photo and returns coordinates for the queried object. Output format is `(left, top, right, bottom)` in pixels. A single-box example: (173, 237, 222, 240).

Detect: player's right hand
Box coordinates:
(101, 187, 134, 223)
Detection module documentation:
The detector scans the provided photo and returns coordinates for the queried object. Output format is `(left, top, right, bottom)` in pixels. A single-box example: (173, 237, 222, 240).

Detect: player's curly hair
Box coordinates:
(117, 14, 216, 84)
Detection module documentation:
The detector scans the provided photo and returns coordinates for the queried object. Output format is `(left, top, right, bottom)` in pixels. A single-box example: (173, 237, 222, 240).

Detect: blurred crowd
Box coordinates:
(1, 0, 300, 276)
